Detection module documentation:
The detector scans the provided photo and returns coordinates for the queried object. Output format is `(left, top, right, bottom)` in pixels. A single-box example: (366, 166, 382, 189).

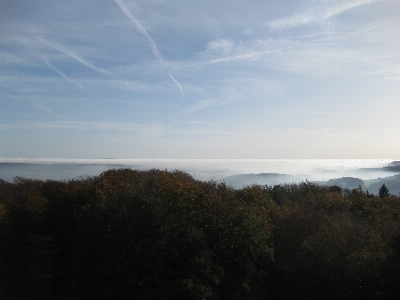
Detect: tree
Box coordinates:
(379, 184, 390, 198)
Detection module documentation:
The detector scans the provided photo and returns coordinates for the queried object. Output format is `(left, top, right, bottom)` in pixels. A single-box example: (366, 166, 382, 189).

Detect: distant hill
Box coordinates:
(365, 174, 400, 196)
(323, 177, 365, 190)
(318, 175, 400, 196)
(357, 160, 400, 173)
(382, 165, 400, 172)
(222, 173, 303, 189)
(222, 173, 400, 196)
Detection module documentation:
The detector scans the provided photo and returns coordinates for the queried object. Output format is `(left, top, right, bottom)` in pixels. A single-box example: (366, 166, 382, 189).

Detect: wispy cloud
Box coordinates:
(205, 39, 234, 55)
(206, 47, 288, 64)
(241, 36, 385, 78)
(38, 37, 110, 75)
(199, 37, 350, 77)
(0, 121, 163, 132)
(323, 0, 381, 20)
(113, 0, 184, 96)
(265, 109, 350, 116)
(172, 99, 215, 117)
(365, 68, 400, 75)
(177, 121, 224, 126)
(269, 0, 382, 30)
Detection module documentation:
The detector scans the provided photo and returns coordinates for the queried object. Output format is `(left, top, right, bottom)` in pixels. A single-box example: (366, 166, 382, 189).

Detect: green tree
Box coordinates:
(379, 184, 390, 198)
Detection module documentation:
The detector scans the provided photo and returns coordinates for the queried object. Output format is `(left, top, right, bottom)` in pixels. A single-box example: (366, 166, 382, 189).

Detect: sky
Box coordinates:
(1, 0, 399, 159)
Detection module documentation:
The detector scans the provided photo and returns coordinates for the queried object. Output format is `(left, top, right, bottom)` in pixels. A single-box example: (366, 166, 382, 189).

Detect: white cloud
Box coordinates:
(207, 39, 234, 55)
(206, 49, 276, 64)
(200, 38, 291, 66)
(269, 0, 382, 30)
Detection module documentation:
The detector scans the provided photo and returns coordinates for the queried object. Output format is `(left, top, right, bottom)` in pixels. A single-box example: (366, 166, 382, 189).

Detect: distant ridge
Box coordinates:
(316, 174, 400, 195)
(222, 173, 400, 196)
(223, 173, 304, 189)
(324, 177, 365, 190)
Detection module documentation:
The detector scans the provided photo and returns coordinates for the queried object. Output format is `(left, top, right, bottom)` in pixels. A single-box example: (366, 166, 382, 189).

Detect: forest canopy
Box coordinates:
(1, 169, 400, 299)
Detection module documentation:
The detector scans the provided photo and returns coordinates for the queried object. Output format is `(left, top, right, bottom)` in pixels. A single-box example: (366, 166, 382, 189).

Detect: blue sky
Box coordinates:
(1, 0, 399, 159)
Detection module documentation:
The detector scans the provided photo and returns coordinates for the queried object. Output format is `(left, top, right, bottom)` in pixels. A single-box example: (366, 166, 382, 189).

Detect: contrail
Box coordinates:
(38, 37, 110, 75)
(126, 46, 291, 90)
(114, 0, 184, 96)
(42, 58, 85, 90)
(168, 73, 184, 96)
(114, 0, 162, 61)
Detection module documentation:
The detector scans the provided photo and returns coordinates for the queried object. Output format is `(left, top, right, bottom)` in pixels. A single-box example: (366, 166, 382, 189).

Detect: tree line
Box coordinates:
(1, 168, 400, 299)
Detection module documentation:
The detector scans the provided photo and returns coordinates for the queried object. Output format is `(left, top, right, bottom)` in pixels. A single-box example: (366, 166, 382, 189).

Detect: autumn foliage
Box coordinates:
(1, 169, 400, 299)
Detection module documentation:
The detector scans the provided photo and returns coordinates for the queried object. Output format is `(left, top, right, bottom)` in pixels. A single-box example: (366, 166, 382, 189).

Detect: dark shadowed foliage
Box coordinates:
(1, 170, 400, 299)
